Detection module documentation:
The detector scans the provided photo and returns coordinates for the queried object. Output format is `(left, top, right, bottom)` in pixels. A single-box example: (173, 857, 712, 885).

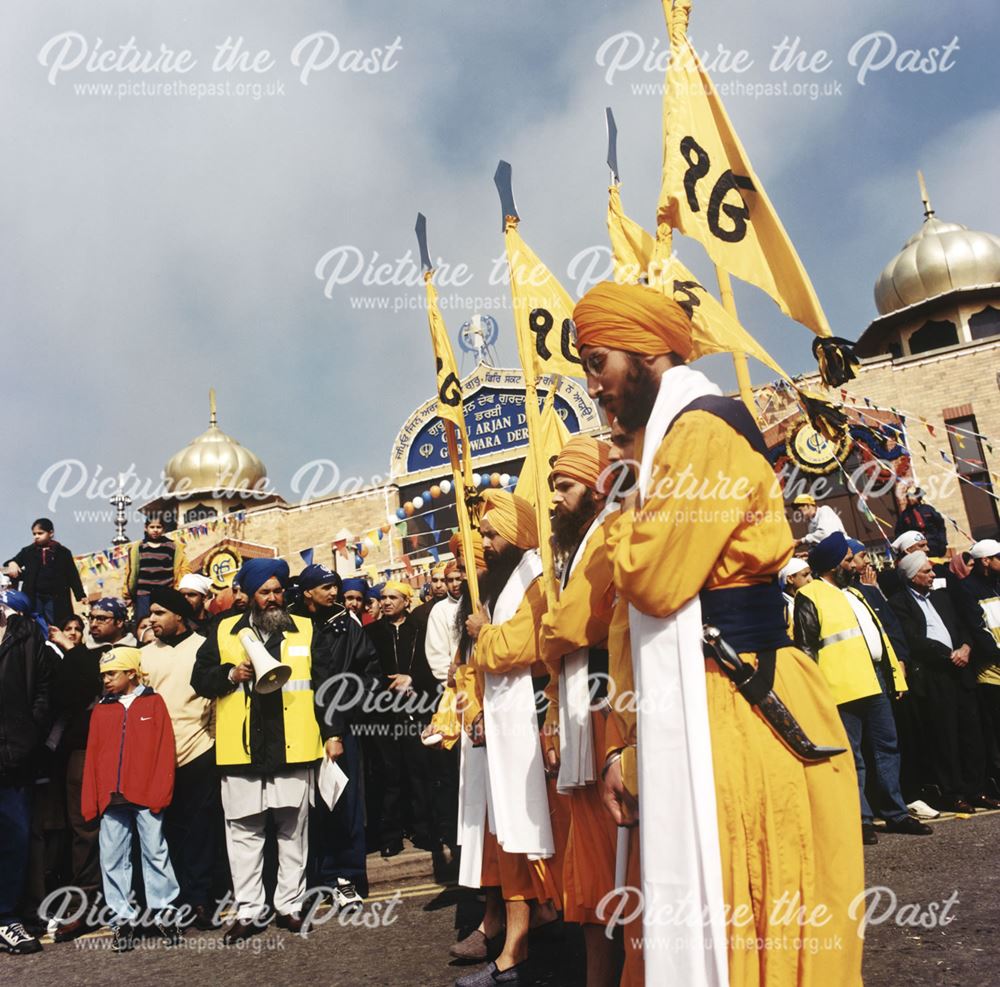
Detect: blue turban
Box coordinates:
(846, 538, 865, 555)
(365, 583, 384, 602)
(342, 577, 367, 595)
(238, 558, 290, 598)
(0, 590, 50, 636)
(92, 597, 127, 621)
(299, 564, 341, 591)
(808, 531, 850, 574)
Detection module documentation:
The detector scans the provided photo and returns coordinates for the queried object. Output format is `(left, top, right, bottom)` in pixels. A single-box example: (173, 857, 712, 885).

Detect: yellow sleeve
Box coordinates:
(471, 579, 548, 676)
(607, 411, 791, 618)
(541, 522, 615, 664)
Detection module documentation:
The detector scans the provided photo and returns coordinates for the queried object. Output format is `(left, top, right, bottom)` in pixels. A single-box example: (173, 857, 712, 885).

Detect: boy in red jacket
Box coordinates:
(82, 646, 181, 952)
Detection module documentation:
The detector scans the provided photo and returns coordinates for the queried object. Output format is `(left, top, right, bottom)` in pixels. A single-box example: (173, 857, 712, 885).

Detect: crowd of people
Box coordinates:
(1, 280, 998, 987)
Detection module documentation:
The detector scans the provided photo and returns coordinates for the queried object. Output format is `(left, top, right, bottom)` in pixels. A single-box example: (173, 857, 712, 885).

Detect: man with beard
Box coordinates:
(456, 490, 559, 987)
(573, 280, 863, 986)
(794, 532, 927, 844)
(142, 587, 218, 929)
(290, 564, 379, 905)
(192, 558, 339, 942)
(178, 573, 214, 634)
(540, 435, 619, 987)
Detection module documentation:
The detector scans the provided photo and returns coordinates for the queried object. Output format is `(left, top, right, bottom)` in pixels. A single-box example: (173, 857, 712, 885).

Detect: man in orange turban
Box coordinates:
(541, 434, 620, 986)
(480, 489, 538, 551)
(449, 530, 486, 577)
(572, 280, 864, 986)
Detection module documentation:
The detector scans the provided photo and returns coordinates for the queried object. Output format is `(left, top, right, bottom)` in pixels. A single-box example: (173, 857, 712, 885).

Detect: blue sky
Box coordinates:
(3, 0, 997, 556)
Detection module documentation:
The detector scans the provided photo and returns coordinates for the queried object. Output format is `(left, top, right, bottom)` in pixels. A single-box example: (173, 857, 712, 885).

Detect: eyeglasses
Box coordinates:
(90, 615, 116, 623)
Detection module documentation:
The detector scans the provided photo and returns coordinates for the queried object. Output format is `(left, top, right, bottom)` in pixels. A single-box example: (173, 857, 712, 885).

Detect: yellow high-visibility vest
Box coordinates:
(796, 580, 905, 705)
(214, 613, 323, 766)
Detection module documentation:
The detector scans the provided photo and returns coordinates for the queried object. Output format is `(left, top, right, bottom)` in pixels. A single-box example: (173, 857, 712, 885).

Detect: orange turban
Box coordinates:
(481, 490, 538, 550)
(449, 531, 486, 571)
(572, 281, 694, 360)
(549, 435, 612, 493)
(444, 559, 460, 575)
(431, 564, 448, 577)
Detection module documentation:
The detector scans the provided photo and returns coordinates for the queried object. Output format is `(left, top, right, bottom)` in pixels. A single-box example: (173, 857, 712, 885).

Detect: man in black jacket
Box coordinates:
(364, 580, 436, 857)
(894, 487, 948, 559)
(889, 551, 998, 813)
(290, 564, 379, 904)
(0, 600, 52, 955)
(4, 519, 85, 627)
(948, 539, 1000, 793)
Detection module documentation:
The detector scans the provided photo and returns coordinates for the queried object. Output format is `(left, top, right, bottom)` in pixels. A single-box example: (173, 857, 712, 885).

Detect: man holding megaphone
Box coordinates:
(192, 557, 340, 944)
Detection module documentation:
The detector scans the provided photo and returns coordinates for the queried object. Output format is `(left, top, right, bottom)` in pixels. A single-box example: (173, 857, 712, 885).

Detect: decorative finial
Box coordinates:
(917, 170, 934, 220)
(110, 476, 132, 546)
(209, 387, 218, 427)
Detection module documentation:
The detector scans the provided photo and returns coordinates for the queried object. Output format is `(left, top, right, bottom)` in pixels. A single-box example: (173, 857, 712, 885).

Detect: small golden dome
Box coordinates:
(874, 174, 1000, 316)
(163, 390, 267, 496)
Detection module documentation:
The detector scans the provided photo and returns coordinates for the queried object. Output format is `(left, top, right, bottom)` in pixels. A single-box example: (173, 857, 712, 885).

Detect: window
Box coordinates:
(946, 414, 1000, 540)
(185, 504, 218, 523)
(908, 319, 959, 355)
(969, 306, 1000, 341)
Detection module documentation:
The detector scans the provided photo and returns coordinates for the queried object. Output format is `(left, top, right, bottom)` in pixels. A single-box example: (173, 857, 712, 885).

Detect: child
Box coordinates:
(81, 646, 181, 952)
(3, 518, 85, 626)
(125, 517, 187, 620)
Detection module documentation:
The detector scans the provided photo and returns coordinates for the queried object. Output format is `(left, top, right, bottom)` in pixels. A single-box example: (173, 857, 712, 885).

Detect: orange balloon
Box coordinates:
(404, 503, 415, 517)
(490, 473, 501, 487)
(430, 485, 441, 499)
(359, 545, 369, 558)
(380, 524, 391, 534)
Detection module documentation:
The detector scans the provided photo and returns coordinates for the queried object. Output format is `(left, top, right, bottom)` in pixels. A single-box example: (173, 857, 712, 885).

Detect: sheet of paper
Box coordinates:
(318, 756, 349, 810)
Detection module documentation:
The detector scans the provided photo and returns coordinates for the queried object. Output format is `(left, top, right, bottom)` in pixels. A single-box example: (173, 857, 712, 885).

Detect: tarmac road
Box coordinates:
(5, 811, 999, 987)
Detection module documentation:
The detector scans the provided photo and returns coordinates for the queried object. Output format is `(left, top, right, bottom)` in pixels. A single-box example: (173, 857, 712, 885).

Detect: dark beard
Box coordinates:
(615, 355, 661, 432)
(455, 546, 523, 659)
(832, 566, 854, 589)
(551, 490, 599, 560)
(252, 603, 295, 637)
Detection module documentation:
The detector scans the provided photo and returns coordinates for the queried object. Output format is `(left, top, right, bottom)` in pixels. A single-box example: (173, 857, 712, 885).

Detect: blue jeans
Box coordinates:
(0, 785, 31, 919)
(838, 666, 909, 823)
(99, 805, 179, 926)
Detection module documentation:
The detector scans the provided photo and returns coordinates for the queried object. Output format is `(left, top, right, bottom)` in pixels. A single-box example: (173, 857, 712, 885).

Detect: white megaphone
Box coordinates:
(238, 629, 292, 694)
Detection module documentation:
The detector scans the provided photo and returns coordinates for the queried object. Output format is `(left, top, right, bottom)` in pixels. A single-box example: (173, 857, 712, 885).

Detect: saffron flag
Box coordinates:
(655, 0, 832, 338)
(608, 182, 789, 380)
(504, 220, 584, 379)
(424, 272, 465, 430)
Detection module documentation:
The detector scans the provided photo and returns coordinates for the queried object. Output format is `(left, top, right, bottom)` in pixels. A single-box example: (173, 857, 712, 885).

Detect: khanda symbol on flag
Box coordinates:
(654, 0, 857, 387)
(435, 356, 462, 411)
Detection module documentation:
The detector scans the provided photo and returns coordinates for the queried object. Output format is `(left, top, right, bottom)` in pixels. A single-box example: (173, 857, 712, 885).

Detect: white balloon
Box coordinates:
(500, 473, 510, 486)
(472, 474, 482, 487)
(440, 479, 452, 495)
(412, 496, 424, 509)
(362, 537, 375, 549)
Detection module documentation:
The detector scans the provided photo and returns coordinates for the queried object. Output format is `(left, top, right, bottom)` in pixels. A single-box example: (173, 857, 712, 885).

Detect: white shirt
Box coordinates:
(908, 587, 954, 650)
(801, 504, 847, 545)
(424, 595, 461, 683)
(844, 590, 884, 661)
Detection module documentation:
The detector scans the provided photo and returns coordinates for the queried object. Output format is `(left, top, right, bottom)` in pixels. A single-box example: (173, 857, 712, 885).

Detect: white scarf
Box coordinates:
(483, 550, 554, 857)
(456, 550, 555, 886)
(557, 503, 618, 794)
(631, 364, 730, 987)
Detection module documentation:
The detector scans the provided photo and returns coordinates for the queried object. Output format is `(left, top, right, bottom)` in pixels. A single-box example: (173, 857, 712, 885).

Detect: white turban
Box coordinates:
(897, 551, 929, 582)
(891, 530, 926, 556)
(779, 557, 810, 587)
(178, 573, 213, 596)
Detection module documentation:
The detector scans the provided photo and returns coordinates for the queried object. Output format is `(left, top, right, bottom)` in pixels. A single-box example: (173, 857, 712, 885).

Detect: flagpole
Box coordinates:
(715, 265, 757, 416)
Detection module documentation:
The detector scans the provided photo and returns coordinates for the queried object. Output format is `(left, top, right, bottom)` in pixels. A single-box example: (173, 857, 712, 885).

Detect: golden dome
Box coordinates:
(164, 390, 267, 496)
(874, 174, 1000, 316)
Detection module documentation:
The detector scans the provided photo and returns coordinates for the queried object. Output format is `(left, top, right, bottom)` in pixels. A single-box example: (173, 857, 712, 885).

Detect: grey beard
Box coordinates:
(252, 605, 295, 637)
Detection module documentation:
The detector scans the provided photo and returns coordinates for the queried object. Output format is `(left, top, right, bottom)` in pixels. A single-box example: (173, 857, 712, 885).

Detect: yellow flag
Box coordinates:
(425, 271, 465, 428)
(505, 221, 584, 379)
(608, 183, 789, 380)
(514, 384, 570, 512)
(656, 2, 831, 337)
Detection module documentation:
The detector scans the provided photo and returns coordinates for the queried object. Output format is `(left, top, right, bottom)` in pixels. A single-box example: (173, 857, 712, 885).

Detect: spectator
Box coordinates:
(47, 597, 136, 941)
(895, 485, 948, 559)
(341, 577, 368, 622)
(889, 552, 999, 813)
(950, 539, 1000, 794)
(142, 588, 218, 930)
(291, 564, 379, 907)
(878, 530, 934, 599)
(135, 616, 155, 645)
(363, 584, 383, 625)
(365, 581, 434, 856)
(0, 593, 53, 955)
(794, 532, 928, 844)
(178, 573, 214, 633)
(124, 517, 189, 620)
(792, 494, 846, 548)
(4, 518, 85, 627)
(82, 646, 180, 952)
(191, 558, 339, 943)
(778, 557, 811, 634)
